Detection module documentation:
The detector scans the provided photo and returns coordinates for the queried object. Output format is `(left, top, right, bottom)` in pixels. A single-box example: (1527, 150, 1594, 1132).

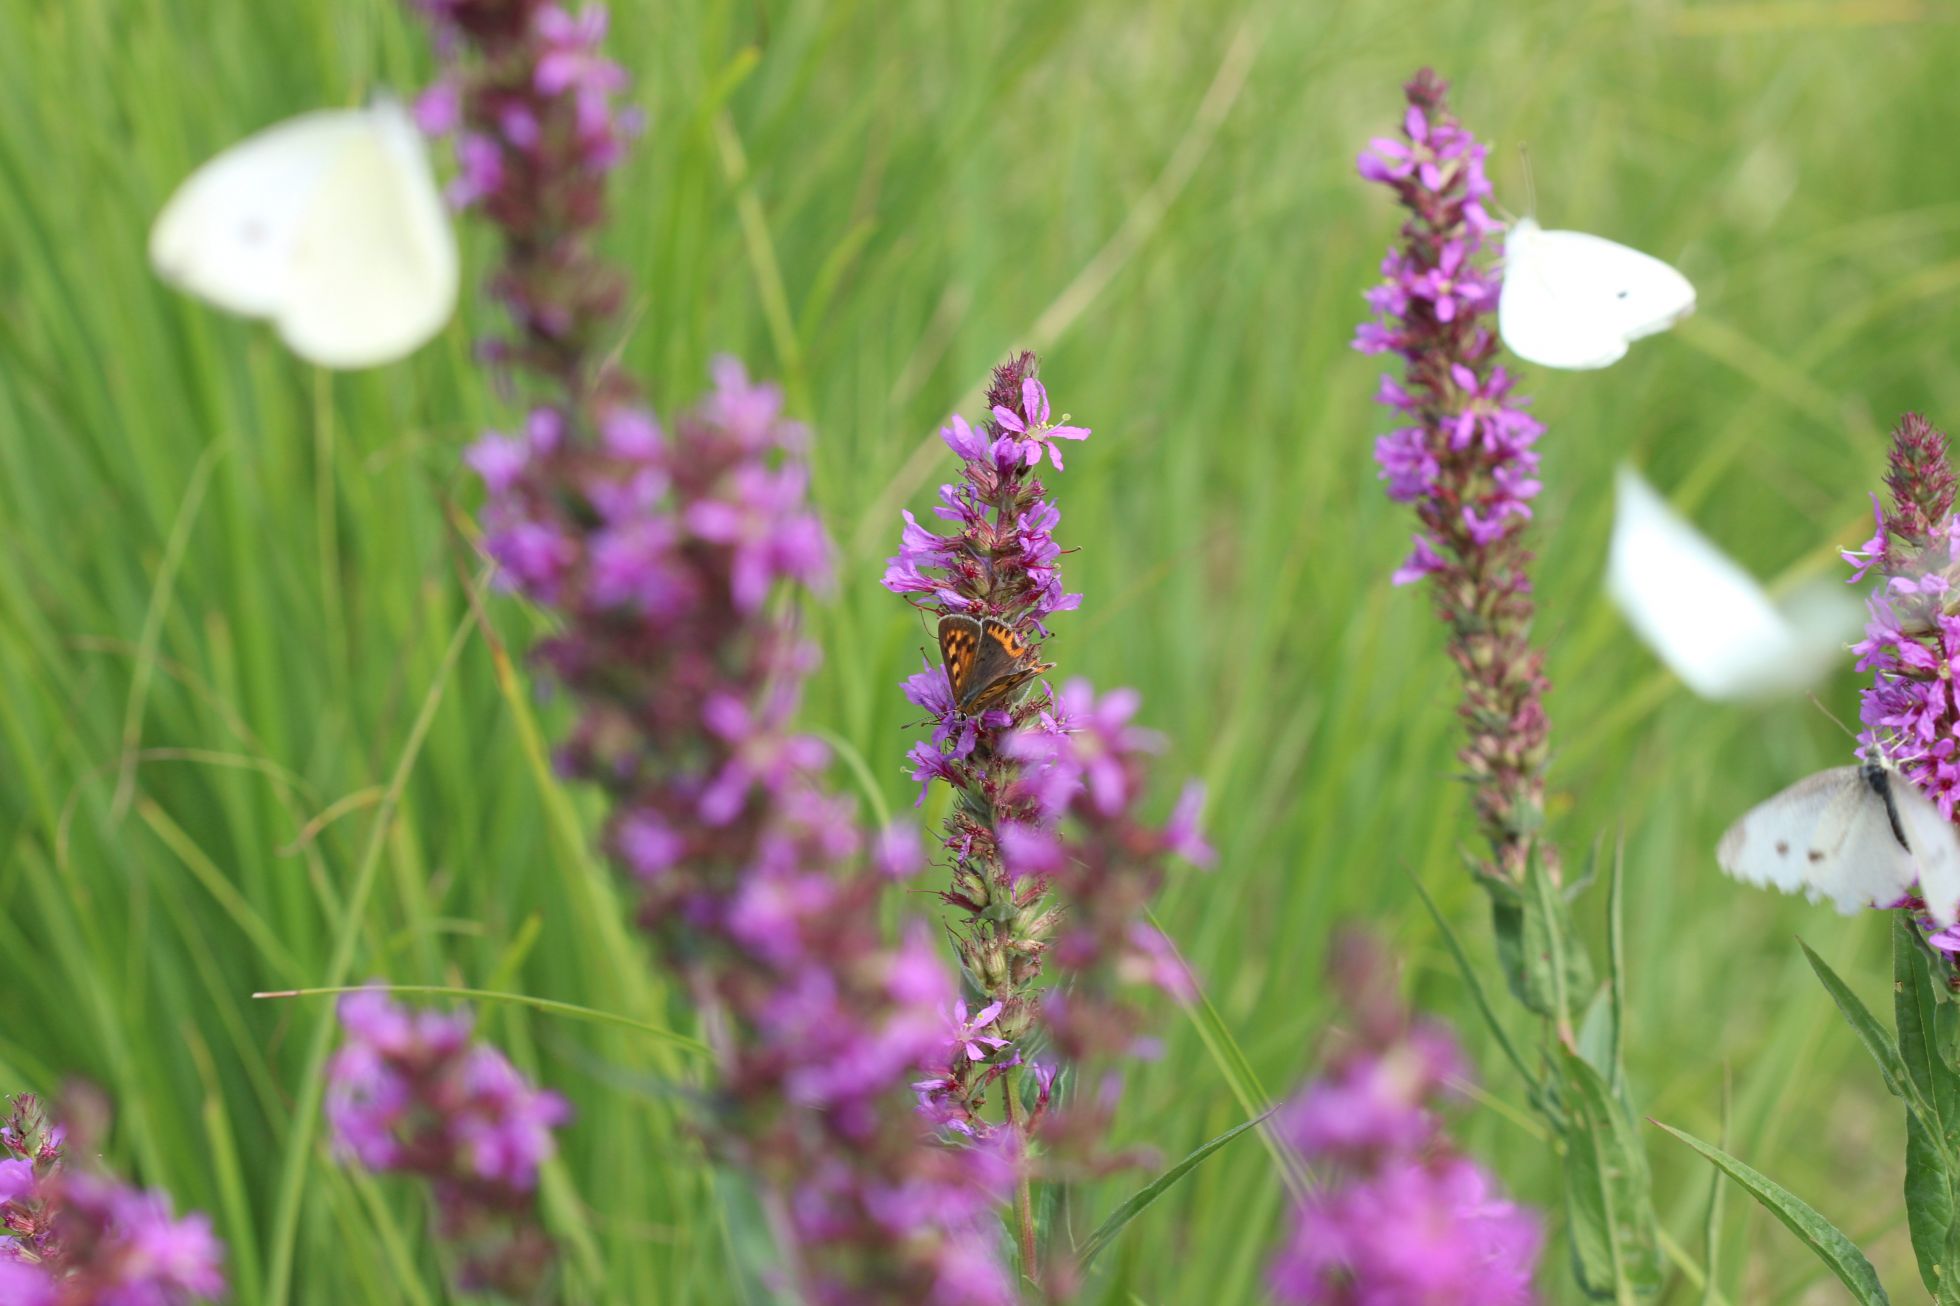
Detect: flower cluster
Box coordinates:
(1848, 414, 1960, 810)
(0, 1093, 226, 1305)
(413, 0, 639, 380)
(1845, 413, 1960, 960)
(1267, 932, 1541, 1305)
(410, 5, 1014, 1300)
(1356, 69, 1550, 884)
(888, 353, 1209, 1289)
(326, 992, 567, 1294)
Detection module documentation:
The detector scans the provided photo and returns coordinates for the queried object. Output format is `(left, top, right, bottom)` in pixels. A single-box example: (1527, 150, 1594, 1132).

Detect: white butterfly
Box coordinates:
(1606, 466, 1859, 701)
(149, 99, 457, 370)
(1718, 757, 1960, 929)
(1498, 217, 1695, 370)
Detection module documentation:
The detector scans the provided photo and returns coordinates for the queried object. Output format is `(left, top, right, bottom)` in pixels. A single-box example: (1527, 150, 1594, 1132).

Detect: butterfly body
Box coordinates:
(1717, 757, 1960, 927)
(938, 614, 1052, 714)
(1498, 218, 1694, 370)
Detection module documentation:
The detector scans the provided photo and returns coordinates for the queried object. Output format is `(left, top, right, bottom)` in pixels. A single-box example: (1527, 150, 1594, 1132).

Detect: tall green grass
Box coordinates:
(2, 0, 1958, 1299)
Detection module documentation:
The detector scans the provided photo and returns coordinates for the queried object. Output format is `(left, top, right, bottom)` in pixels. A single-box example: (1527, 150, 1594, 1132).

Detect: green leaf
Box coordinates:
(1405, 869, 1534, 1089)
(1799, 938, 1928, 1121)
(1556, 1046, 1663, 1301)
(1893, 916, 1960, 1299)
(1077, 1113, 1268, 1271)
(1655, 1120, 1891, 1305)
(1905, 1111, 1956, 1300)
(1606, 834, 1628, 1094)
(1894, 915, 1960, 1123)
(1577, 986, 1615, 1083)
(1699, 1072, 1730, 1306)
(1519, 851, 1594, 1025)
(251, 984, 710, 1054)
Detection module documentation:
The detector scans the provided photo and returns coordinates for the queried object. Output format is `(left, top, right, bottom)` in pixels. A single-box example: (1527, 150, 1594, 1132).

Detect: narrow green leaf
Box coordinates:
(1893, 914, 1960, 1126)
(1655, 1120, 1891, 1305)
(1606, 833, 1627, 1094)
(1518, 851, 1594, 1027)
(1577, 986, 1615, 1083)
(250, 984, 710, 1055)
(1893, 916, 1960, 1299)
(1556, 1046, 1663, 1301)
(1905, 1112, 1955, 1300)
(1698, 1071, 1730, 1306)
(1800, 937, 1929, 1123)
(1145, 906, 1309, 1203)
(1077, 1113, 1268, 1271)
(1405, 869, 1534, 1089)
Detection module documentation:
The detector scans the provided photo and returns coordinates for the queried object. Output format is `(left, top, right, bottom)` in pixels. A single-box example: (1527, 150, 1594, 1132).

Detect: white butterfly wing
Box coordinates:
(1890, 779, 1960, 929)
(149, 101, 456, 370)
(278, 100, 458, 369)
(1717, 767, 1917, 913)
(1499, 219, 1695, 371)
(1606, 466, 1857, 700)
(149, 110, 372, 317)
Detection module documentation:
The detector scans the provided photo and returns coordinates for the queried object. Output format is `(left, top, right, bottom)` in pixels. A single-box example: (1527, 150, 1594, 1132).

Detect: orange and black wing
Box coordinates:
(938, 613, 983, 707)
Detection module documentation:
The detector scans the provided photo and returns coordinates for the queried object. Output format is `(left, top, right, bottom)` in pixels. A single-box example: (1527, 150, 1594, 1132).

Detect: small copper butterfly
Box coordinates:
(938, 613, 1053, 713)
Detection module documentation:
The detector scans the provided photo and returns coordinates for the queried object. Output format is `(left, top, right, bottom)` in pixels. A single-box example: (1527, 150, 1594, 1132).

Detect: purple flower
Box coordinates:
(1358, 70, 1553, 885)
(327, 991, 566, 1292)
(449, 132, 505, 208)
(945, 1000, 1010, 1064)
(0, 1260, 52, 1306)
(991, 378, 1091, 470)
(415, 2, 1015, 1291)
(0, 1093, 227, 1304)
(466, 431, 529, 494)
(1267, 937, 1540, 1304)
(1270, 1156, 1541, 1305)
(1853, 416, 1960, 823)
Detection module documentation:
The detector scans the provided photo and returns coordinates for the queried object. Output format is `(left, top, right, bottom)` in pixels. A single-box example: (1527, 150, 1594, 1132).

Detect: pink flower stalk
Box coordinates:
(1357, 70, 1552, 885)
(409, 4, 1011, 1299)
(326, 993, 567, 1294)
(1848, 415, 1960, 903)
(887, 353, 1210, 1286)
(1267, 932, 1541, 1305)
(0, 1093, 227, 1305)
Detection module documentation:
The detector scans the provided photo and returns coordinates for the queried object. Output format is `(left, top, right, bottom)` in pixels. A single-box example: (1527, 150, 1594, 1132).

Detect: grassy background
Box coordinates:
(3, 0, 1958, 1300)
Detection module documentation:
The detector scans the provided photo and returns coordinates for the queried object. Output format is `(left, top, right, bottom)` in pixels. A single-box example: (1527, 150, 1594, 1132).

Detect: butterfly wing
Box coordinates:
(1718, 766, 1918, 913)
(1607, 466, 1856, 700)
(150, 109, 373, 318)
(938, 614, 982, 708)
(277, 99, 458, 369)
(1889, 778, 1960, 928)
(1499, 219, 1695, 370)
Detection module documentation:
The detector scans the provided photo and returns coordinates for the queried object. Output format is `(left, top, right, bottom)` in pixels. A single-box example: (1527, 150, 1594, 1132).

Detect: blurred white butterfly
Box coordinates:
(1606, 466, 1859, 701)
(1498, 218, 1695, 370)
(149, 99, 457, 370)
(1718, 756, 1960, 929)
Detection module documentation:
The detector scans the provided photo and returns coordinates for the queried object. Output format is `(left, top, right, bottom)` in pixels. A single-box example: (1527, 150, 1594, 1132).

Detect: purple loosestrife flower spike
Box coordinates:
(411, 4, 1011, 1299)
(327, 991, 567, 1295)
(1851, 415, 1960, 829)
(1356, 69, 1551, 887)
(889, 352, 1211, 1289)
(1267, 931, 1542, 1305)
(0, 1092, 227, 1305)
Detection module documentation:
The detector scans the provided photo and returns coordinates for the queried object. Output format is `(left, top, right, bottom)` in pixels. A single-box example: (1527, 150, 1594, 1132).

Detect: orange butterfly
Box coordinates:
(938, 614, 1053, 713)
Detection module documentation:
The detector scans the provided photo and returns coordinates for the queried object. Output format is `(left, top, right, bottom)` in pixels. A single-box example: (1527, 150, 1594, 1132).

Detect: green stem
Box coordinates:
(1002, 1076, 1038, 1280)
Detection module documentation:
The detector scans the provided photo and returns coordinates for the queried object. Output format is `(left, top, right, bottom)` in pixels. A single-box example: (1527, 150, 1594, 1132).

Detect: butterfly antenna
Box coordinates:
(1517, 142, 1537, 220)
(1806, 693, 1860, 745)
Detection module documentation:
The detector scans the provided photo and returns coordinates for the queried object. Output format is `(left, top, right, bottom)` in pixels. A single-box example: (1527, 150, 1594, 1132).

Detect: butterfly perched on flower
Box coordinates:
(938, 613, 1052, 713)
